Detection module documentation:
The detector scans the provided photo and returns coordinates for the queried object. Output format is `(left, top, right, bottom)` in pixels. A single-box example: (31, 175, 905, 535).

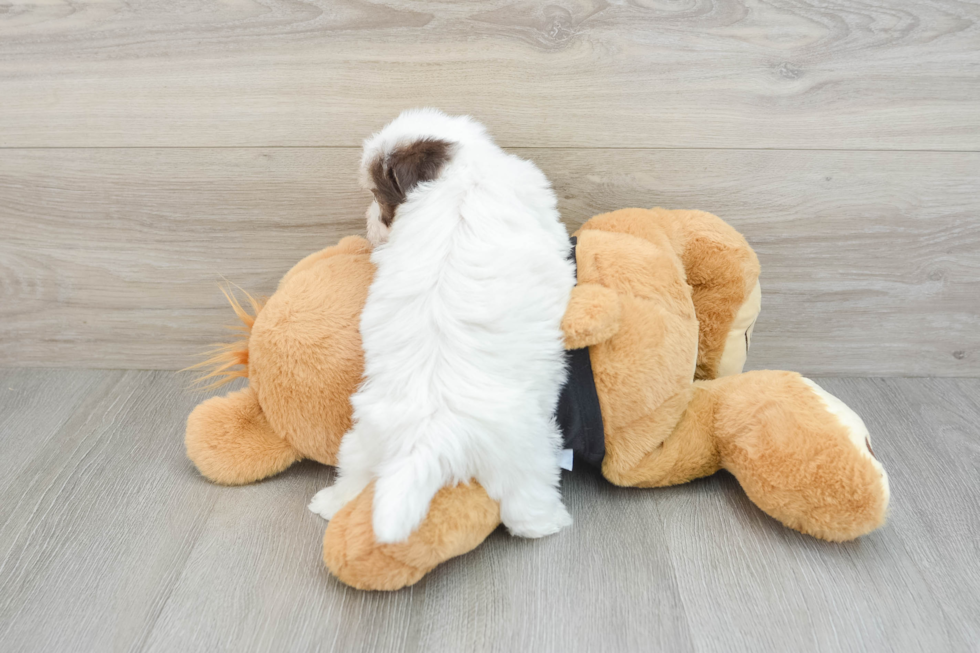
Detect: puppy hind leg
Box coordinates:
(309, 426, 376, 520)
(309, 472, 374, 521)
(500, 482, 571, 538)
(371, 451, 447, 544)
(498, 421, 572, 539)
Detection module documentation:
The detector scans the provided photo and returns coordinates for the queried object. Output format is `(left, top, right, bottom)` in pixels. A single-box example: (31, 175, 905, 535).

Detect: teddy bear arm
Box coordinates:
(185, 386, 301, 485)
(561, 283, 622, 350)
(323, 480, 501, 591)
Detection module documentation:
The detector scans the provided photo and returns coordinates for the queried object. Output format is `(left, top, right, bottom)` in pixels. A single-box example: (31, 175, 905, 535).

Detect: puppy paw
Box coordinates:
(308, 486, 349, 521)
(505, 504, 573, 539)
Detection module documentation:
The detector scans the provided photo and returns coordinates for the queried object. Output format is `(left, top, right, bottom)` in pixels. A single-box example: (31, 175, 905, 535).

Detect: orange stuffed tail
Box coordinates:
(183, 285, 265, 390)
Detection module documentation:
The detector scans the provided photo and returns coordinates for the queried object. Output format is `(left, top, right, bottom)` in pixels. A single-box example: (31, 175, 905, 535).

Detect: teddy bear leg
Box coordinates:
(709, 371, 890, 541)
(601, 387, 724, 488)
(323, 481, 501, 591)
(186, 386, 301, 485)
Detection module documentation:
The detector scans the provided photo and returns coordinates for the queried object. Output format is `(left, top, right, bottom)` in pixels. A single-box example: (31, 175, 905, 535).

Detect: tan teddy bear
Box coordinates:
(186, 208, 889, 590)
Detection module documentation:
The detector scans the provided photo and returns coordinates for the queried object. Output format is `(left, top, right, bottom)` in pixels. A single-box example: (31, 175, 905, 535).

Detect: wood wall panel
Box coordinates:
(0, 0, 978, 149)
(2, 147, 976, 375)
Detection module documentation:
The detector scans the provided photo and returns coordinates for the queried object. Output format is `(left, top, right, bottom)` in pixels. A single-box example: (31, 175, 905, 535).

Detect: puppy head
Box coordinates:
(360, 109, 489, 244)
(362, 137, 452, 245)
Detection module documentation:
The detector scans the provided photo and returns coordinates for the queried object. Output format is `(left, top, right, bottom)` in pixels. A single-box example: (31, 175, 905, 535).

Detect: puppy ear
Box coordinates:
(388, 138, 453, 200)
(368, 138, 453, 227)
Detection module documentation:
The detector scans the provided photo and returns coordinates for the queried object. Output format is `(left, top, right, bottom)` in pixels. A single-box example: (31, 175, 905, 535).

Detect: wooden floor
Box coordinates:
(0, 368, 977, 652)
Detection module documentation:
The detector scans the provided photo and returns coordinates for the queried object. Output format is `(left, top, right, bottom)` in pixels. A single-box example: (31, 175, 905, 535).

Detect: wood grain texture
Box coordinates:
(1, 0, 978, 149)
(0, 370, 226, 652)
(822, 377, 980, 651)
(1, 370, 978, 652)
(2, 147, 977, 375)
(0, 368, 109, 496)
(662, 376, 980, 653)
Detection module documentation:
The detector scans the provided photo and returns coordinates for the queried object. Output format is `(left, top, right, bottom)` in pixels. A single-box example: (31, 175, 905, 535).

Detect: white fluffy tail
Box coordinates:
(371, 451, 447, 544)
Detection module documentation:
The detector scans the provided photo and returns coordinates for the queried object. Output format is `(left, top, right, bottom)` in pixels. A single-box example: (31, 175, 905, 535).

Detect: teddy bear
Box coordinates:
(185, 207, 890, 591)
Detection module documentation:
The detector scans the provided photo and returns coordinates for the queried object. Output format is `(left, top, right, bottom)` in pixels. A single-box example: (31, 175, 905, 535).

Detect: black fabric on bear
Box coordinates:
(555, 237, 606, 468)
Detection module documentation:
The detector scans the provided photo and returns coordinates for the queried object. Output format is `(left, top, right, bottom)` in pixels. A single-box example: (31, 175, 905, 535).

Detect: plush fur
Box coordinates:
(576, 208, 762, 380)
(185, 208, 890, 591)
(307, 110, 577, 543)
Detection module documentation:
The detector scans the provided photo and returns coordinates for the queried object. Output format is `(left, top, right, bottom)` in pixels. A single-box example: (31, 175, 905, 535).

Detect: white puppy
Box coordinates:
(308, 109, 576, 543)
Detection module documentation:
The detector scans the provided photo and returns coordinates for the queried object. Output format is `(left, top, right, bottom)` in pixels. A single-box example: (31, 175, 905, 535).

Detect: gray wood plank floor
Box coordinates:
(0, 369, 977, 652)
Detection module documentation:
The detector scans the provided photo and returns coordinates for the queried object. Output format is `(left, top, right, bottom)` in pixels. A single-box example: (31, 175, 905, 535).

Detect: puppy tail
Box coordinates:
(371, 451, 447, 544)
(182, 284, 265, 390)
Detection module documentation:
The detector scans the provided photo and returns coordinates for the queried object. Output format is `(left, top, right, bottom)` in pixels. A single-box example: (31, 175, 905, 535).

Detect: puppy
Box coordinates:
(308, 109, 576, 543)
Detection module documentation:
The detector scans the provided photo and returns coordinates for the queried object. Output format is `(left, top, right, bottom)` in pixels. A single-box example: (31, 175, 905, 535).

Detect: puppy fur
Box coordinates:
(309, 109, 576, 543)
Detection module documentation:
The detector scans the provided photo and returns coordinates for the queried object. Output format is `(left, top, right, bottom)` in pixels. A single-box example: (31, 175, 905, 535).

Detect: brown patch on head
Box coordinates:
(369, 138, 452, 227)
